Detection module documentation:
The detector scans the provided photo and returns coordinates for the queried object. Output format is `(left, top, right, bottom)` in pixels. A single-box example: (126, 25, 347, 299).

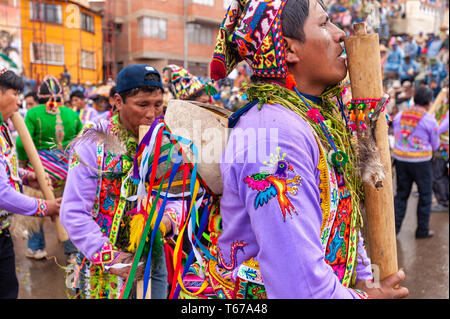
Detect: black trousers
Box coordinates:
(394, 160, 433, 237)
(0, 229, 18, 299)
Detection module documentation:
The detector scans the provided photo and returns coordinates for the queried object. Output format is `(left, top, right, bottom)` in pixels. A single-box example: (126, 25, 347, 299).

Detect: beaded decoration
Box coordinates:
(346, 98, 383, 133)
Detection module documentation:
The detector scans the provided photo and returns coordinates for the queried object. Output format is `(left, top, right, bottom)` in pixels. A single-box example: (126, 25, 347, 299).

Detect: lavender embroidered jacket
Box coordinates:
(78, 105, 100, 125)
(218, 103, 373, 299)
(0, 127, 44, 232)
(0, 161, 40, 215)
(392, 105, 440, 162)
(60, 120, 182, 261)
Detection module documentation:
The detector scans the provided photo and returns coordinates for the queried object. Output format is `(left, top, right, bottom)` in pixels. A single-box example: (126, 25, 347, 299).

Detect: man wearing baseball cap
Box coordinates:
(61, 64, 181, 299)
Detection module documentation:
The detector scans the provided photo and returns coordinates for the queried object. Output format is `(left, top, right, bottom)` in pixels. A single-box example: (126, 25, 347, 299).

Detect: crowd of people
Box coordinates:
(0, 0, 448, 300)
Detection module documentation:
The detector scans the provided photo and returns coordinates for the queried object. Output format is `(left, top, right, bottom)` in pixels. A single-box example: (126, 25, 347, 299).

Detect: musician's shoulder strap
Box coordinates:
(228, 99, 260, 129)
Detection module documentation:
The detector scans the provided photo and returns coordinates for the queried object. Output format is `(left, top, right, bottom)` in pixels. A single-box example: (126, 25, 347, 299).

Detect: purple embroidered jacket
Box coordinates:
(60, 120, 181, 261)
(392, 106, 440, 162)
(218, 103, 373, 299)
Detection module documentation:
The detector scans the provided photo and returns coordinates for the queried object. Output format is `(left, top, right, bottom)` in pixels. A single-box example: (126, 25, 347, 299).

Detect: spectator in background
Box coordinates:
(94, 86, 116, 122)
(364, 0, 381, 34)
(379, 5, 389, 40)
(384, 42, 404, 79)
(328, 0, 347, 15)
(83, 81, 94, 99)
(380, 43, 389, 71)
(427, 34, 443, 58)
(404, 35, 419, 59)
(429, 79, 441, 98)
(436, 42, 449, 66)
(24, 92, 39, 110)
(427, 58, 448, 87)
(393, 86, 440, 239)
(415, 31, 427, 54)
(399, 55, 419, 84)
(414, 56, 429, 88)
(60, 66, 71, 85)
(70, 90, 99, 126)
(395, 80, 415, 111)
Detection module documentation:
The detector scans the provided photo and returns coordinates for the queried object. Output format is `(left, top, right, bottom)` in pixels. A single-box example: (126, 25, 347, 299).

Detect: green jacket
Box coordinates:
(16, 104, 83, 161)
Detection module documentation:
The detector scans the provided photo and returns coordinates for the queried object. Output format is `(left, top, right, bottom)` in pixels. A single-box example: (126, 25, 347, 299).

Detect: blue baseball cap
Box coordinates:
(116, 64, 163, 93)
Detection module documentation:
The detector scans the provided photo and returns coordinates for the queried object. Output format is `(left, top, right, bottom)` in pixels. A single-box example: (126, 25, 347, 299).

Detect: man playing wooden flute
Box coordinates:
(0, 68, 60, 298)
(175, 0, 409, 299)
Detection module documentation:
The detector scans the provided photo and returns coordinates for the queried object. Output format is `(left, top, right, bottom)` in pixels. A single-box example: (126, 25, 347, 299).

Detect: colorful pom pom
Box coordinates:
(330, 150, 349, 168)
(285, 73, 297, 90)
(307, 108, 324, 123)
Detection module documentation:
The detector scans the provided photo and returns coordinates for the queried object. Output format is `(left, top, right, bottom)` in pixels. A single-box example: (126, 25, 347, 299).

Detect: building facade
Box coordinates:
(99, 0, 230, 78)
(389, 0, 449, 36)
(20, 0, 103, 84)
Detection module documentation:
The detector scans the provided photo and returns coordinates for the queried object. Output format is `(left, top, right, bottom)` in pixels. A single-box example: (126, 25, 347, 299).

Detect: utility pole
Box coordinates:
(183, 0, 189, 69)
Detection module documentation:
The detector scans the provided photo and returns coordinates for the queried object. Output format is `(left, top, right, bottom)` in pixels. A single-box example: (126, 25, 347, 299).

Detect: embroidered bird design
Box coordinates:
(244, 158, 302, 221)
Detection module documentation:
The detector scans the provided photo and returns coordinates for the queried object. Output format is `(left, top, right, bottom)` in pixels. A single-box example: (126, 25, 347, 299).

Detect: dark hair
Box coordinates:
(281, 0, 311, 43)
(0, 70, 24, 93)
(70, 90, 85, 101)
(118, 73, 163, 103)
(25, 91, 39, 102)
(109, 86, 116, 98)
(189, 88, 207, 101)
(414, 87, 434, 106)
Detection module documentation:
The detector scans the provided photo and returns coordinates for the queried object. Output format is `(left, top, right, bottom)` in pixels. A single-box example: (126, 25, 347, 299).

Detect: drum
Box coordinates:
(138, 100, 232, 197)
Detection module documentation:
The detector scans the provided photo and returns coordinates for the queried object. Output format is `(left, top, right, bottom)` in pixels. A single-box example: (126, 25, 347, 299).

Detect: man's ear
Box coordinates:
(114, 93, 123, 111)
(284, 37, 301, 64)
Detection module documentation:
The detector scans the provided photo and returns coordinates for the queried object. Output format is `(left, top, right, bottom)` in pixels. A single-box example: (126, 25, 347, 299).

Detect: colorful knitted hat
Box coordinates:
(210, 0, 288, 81)
(163, 64, 205, 100)
(37, 75, 63, 101)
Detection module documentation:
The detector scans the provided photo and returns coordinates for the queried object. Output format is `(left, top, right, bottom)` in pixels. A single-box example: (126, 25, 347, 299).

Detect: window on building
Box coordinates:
(187, 23, 213, 45)
(81, 50, 95, 69)
(30, 42, 64, 65)
(81, 12, 95, 33)
(138, 16, 167, 39)
(192, 0, 214, 5)
(29, 1, 62, 24)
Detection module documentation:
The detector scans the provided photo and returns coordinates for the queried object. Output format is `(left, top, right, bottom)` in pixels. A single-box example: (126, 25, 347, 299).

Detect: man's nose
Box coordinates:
(332, 23, 346, 43)
(144, 106, 156, 121)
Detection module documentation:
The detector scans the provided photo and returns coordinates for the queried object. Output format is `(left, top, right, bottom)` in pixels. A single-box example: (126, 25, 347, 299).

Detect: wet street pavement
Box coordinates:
(11, 187, 449, 299)
(396, 193, 449, 299)
(13, 219, 70, 299)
